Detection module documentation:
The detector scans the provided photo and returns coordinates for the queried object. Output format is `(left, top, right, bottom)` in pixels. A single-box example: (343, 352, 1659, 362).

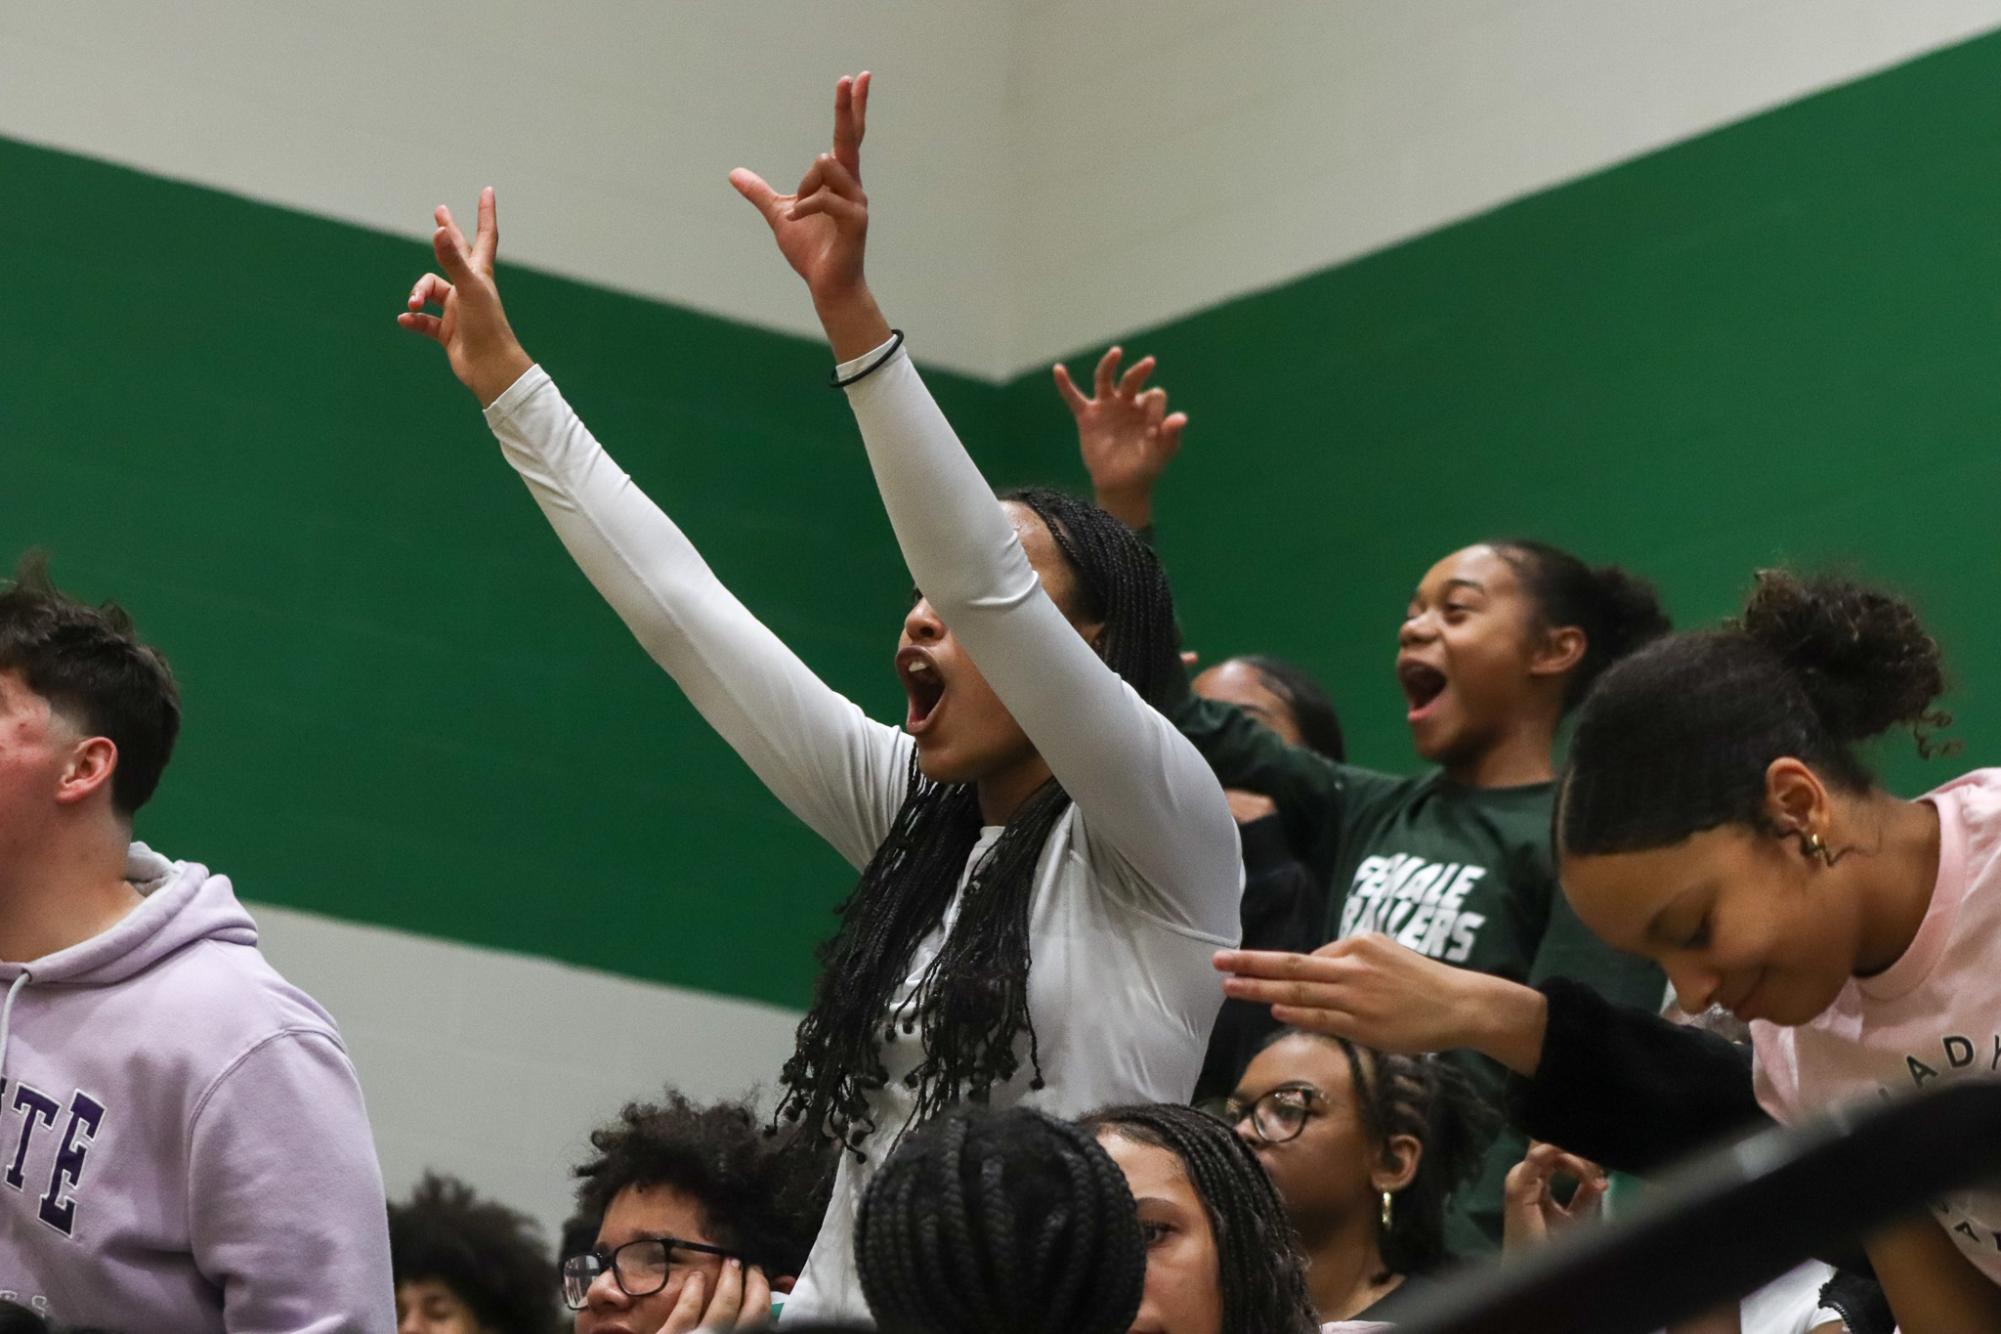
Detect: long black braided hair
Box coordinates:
(856, 1105, 1147, 1334)
(773, 488, 1183, 1156)
(1080, 1103, 1321, 1334)
(1275, 1031, 1497, 1281)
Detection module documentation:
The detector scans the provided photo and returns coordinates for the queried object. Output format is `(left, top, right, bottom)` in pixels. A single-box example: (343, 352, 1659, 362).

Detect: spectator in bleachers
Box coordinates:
(1222, 569, 1994, 1328)
(0, 555, 391, 1331)
(388, 1172, 558, 1334)
(1081, 1103, 1321, 1334)
(403, 70, 1239, 1326)
(1190, 658, 1346, 1103)
(563, 1091, 832, 1331)
(1229, 1031, 1494, 1323)
(1059, 346, 1671, 1252)
(855, 1106, 1144, 1334)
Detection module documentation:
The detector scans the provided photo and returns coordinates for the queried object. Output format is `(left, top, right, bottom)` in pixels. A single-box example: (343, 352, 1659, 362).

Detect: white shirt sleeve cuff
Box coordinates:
(481, 363, 551, 420)
(834, 335, 906, 383)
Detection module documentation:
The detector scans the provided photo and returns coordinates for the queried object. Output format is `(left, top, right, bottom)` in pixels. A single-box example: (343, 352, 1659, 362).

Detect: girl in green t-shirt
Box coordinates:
(1056, 350, 1671, 1250)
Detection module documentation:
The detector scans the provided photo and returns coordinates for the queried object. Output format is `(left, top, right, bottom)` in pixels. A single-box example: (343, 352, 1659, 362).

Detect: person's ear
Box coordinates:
(1370, 1133, 1424, 1195)
(54, 735, 118, 808)
(1763, 758, 1831, 855)
(1528, 625, 1587, 680)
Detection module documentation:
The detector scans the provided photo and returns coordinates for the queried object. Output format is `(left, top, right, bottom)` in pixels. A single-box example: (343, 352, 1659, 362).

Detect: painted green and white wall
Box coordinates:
(5, 1, 2000, 1238)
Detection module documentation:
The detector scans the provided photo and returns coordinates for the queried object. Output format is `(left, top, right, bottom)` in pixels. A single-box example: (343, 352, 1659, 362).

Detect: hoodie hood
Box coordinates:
(0, 841, 258, 987)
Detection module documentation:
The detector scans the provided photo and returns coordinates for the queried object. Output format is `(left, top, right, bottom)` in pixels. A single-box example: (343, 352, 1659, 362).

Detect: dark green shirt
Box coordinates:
(1172, 690, 1665, 1252)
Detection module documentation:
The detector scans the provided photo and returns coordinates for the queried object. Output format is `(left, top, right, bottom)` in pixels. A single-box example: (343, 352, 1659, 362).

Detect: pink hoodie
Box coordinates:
(0, 844, 392, 1331)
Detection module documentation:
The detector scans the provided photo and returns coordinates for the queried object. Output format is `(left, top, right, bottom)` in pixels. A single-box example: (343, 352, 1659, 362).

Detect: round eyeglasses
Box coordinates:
(561, 1235, 742, 1310)
(1225, 1086, 1321, 1145)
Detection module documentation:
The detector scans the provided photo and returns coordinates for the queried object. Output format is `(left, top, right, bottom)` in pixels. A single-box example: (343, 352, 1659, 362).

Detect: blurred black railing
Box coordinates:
(1394, 1079, 2001, 1334)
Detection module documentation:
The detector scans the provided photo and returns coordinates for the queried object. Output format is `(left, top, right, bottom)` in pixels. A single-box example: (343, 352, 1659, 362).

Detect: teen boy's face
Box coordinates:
(575, 1184, 731, 1334)
(0, 671, 76, 857)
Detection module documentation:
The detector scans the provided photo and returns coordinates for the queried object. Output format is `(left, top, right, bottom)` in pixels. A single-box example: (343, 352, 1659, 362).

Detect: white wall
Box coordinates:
(1000, 0, 2001, 374)
(251, 904, 801, 1245)
(6, 2, 1996, 379)
(0, 0, 1018, 376)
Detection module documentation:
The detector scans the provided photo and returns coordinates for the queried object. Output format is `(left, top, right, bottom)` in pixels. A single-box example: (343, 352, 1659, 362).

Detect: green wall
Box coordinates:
(1004, 30, 2001, 803)
(4, 30, 1998, 1011)
(0, 138, 1002, 1009)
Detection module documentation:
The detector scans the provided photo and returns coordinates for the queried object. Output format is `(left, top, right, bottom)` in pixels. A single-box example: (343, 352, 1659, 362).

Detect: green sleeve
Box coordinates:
(1141, 519, 1349, 889)
(1167, 686, 1347, 889)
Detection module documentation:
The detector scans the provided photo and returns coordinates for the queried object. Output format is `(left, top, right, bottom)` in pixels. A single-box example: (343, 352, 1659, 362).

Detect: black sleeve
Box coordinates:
(1505, 977, 1768, 1174)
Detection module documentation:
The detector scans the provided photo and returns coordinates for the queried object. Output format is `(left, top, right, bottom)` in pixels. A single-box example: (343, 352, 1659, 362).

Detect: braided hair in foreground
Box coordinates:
(774, 488, 1182, 1155)
(857, 1106, 1146, 1334)
(1080, 1103, 1321, 1334)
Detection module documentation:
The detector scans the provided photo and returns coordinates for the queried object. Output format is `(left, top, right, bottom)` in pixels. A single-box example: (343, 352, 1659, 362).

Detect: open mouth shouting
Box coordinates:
(897, 645, 948, 736)
(1396, 656, 1449, 723)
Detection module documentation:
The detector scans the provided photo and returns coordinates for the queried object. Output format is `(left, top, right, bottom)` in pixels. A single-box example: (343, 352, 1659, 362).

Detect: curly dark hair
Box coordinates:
(1079, 1104, 1320, 1334)
(857, 1105, 1145, 1334)
(573, 1090, 835, 1278)
(0, 551, 179, 815)
(1560, 570, 1951, 857)
(774, 487, 1182, 1158)
(387, 1173, 558, 1334)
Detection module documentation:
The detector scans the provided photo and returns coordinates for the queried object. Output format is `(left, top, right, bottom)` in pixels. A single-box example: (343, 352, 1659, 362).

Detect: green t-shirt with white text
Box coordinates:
(1172, 691, 1665, 1254)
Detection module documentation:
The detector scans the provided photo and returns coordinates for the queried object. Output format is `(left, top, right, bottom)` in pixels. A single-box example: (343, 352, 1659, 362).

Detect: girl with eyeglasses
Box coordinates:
(1227, 1032, 1494, 1324)
(398, 73, 1238, 1327)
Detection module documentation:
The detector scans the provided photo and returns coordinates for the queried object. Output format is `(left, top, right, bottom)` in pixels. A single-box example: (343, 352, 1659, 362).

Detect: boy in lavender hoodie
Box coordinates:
(0, 556, 392, 1331)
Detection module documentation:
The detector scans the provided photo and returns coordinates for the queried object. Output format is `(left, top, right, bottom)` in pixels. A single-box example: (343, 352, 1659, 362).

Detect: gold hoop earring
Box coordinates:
(1803, 832, 1833, 866)
(1380, 1190, 1394, 1230)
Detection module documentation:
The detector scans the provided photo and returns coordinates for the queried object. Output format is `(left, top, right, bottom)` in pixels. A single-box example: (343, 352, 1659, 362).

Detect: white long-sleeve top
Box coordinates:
(482, 343, 1241, 1323)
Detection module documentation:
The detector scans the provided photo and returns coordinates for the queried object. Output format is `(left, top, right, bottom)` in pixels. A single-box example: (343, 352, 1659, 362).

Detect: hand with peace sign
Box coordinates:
(730, 71, 893, 362)
(395, 187, 534, 406)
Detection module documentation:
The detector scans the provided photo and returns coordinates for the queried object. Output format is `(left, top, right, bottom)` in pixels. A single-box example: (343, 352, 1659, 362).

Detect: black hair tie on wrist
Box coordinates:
(830, 329, 906, 388)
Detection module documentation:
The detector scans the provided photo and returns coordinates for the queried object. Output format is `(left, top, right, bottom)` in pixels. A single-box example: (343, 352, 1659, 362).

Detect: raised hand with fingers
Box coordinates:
(394, 187, 533, 406)
(1502, 1141, 1609, 1252)
(1053, 346, 1188, 530)
(729, 71, 889, 360)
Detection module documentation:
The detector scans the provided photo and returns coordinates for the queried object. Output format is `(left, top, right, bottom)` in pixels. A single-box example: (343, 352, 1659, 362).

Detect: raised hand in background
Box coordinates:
(1054, 346, 1187, 530)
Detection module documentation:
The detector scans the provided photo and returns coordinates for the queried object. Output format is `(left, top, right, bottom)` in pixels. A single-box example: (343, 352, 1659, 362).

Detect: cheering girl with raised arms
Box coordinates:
(396, 72, 1240, 1325)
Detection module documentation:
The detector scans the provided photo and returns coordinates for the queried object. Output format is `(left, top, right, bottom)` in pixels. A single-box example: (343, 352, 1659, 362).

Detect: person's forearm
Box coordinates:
(1095, 486, 1154, 530)
(469, 342, 535, 410)
(1868, 1217, 2001, 1332)
(815, 285, 893, 365)
(1460, 972, 1549, 1076)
